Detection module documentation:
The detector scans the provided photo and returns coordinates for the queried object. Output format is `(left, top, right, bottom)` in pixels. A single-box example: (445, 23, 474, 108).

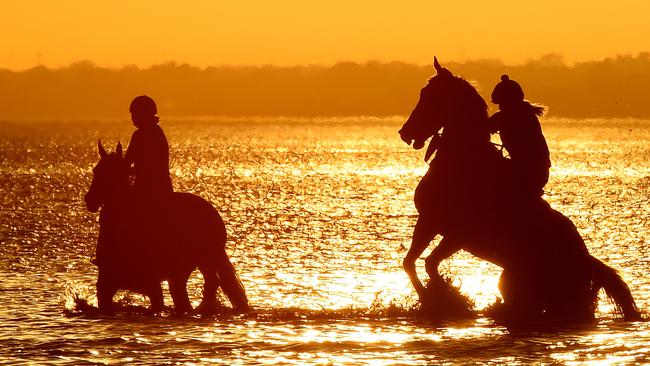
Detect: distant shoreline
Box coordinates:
(1, 53, 649, 120)
(2, 116, 650, 125)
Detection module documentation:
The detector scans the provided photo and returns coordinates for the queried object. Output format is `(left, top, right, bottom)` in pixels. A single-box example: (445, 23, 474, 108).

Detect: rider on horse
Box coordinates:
(124, 95, 173, 198)
(488, 75, 550, 202)
(92, 95, 173, 265)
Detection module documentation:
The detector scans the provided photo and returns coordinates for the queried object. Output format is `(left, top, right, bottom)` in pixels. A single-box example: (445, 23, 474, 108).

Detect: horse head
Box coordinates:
(84, 140, 128, 212)
(399, 57, 488, 151)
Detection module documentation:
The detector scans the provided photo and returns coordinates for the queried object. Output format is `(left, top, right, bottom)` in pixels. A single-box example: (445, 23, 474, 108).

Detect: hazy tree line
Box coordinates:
(1, 53, 649, 120)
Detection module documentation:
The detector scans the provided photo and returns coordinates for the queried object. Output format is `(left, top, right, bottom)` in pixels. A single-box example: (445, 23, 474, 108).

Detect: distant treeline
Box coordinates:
(1, 53, 649, 120)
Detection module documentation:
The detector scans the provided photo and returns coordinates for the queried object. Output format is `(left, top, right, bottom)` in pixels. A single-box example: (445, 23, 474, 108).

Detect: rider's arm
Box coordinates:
(487, 112, 502, 134)
(123, 130, 140, 167)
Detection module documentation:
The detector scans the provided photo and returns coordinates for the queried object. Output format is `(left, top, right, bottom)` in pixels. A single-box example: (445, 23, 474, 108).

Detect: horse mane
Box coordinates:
(426, 73, 489, 121)
(453, 76, 489, 120)
(429, 75, 489, 128)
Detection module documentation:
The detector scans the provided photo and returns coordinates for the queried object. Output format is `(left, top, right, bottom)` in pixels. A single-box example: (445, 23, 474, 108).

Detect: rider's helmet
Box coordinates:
(129, 95, 157, 116)
(491, 75, 524, 105)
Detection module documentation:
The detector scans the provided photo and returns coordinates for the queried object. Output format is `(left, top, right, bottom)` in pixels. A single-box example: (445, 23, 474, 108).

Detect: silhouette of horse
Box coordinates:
(398, 58, 641, 322)
(85, 141, 250, 314)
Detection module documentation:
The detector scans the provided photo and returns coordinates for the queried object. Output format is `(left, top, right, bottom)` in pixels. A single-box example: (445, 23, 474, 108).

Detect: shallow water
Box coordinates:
(1, 117, 648, 364)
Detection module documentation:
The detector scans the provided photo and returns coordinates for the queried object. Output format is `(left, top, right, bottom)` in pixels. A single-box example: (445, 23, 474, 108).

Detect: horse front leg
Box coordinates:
(96, 269, 117, 315)
(425, 237, 461, 282)
(403, 216, 436, 302)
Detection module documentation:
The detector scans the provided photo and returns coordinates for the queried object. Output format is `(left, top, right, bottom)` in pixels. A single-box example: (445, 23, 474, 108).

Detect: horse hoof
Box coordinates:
(196, 300, 232, 315)
(233, 304, 251, 314)
(98, 307, 115, 316)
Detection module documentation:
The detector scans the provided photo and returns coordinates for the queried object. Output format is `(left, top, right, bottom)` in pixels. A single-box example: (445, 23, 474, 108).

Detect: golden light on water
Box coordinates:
(268, 271, 414, 310)
(3, 118, 650, 364)
(291, 324, 414, 344)
(452, 267, 501, 310)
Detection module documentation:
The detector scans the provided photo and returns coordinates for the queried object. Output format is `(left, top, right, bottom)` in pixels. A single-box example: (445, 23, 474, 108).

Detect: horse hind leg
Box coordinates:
(196, 264, 222, 314)
(169, 273, 193, 315)
(497, 269, 546, 321)
(147, 284, 165, 314)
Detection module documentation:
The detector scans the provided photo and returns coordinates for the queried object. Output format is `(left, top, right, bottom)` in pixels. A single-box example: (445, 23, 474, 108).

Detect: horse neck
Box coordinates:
(439, 111, 490, 153)
(99, 184, 131, 225)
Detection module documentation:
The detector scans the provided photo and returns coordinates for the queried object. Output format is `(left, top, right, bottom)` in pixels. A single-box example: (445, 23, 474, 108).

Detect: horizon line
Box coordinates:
(2, 52, 650, 72)
(2, 115, 648, 124)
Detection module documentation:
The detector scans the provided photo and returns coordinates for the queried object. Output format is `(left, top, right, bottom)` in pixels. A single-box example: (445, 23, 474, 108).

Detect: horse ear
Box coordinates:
(98, 139, 108, 158)
(434, 57, 443, 73)
(116, 141, 123, 157)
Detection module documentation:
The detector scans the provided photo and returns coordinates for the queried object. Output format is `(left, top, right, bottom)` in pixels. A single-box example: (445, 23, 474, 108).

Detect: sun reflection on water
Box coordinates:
(1, 118, 649, 364)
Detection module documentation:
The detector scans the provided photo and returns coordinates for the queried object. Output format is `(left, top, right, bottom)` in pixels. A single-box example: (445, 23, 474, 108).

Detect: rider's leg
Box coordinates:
(403, 216, 436, 300)
(424, 237, 460, 281)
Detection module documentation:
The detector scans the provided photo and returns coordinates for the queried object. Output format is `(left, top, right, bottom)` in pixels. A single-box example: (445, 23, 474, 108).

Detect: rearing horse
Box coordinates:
(398, 58, 641, 321)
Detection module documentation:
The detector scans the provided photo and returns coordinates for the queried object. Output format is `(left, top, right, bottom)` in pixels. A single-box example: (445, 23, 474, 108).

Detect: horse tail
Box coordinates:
(591, 256, 642, 321)
(215, 249, 250, 313)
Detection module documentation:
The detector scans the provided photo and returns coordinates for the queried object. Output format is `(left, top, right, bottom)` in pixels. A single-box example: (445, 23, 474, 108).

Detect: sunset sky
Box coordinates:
(1, 1, 649, 69)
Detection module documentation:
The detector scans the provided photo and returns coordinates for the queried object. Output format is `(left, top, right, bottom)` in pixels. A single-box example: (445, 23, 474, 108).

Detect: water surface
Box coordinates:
(1, 117, 648, 364)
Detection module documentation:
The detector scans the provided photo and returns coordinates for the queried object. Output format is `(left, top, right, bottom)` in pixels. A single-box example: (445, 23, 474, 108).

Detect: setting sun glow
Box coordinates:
(2, 1, 650, 364)
(1, 1, 649, 69)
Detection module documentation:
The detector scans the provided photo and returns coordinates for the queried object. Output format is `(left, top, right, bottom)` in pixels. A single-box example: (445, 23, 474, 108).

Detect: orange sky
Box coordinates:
(1, 1, 649, 69)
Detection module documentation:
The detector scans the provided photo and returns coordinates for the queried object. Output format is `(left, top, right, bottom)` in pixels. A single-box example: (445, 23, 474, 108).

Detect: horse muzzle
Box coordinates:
(398, 128, 414, 145)
(399, 129, 427, 150)
(84, 193, 101, 213)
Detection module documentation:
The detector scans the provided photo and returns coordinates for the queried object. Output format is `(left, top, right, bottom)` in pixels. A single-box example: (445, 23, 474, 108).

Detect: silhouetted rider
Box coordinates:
(488, 75, 551, 200)
(125, 95, 173, 198)
(91, 96, 172, 266)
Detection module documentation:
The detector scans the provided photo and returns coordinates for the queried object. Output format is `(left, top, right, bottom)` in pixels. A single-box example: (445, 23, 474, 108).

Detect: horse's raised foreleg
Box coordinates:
(403, 216, 437, 302)
(425, 237, 461, 282)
